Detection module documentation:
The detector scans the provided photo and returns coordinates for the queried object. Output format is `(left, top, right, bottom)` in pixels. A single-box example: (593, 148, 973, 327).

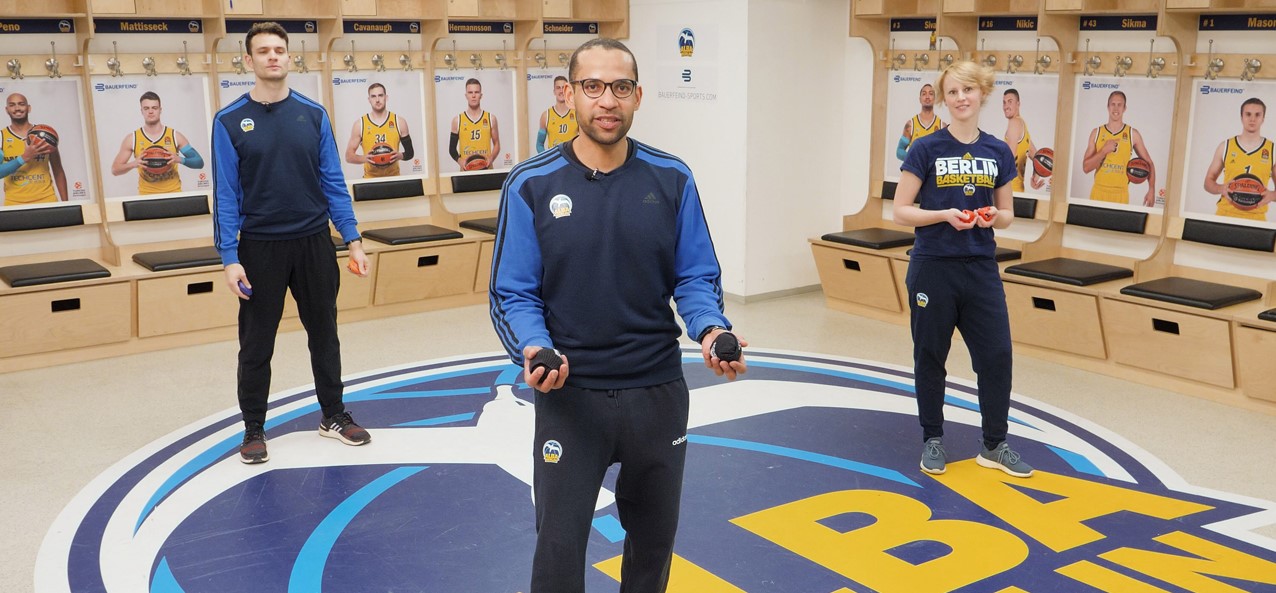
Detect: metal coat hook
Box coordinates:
(1083, 39, 1098, 76)
(1205, 40, 1223, 81)
(1006, 54, 1023, 74)
(1145, 39, 1162, 78)
(46, 41, 61, 78)
(470, 53, 483, 69)
(557, 52, 568, 67)
(372, 54, 385, 72)
(1113, 55, 1132, 77)
(1033, 39, 1051, 75)
(444, 40, 457, 70)
(1241, 57, 1262, 81)
(982, 54, 997, 68)
(939, 53, 954, 70)
(6, 58, 21, 80)
(400, 39, 413, 71)
(343, 40, 357, 72)
(108, 41, 123, 77)
(177, 40, 192, 75)
(293, 40, 310, 73)
(534, 52, 546, 68)
(892, 53, 906, 71)
(495, 40, 506, 70)
(142, 56, 158, 76)
(231, 40, 246, 74)
(913, 53, 929, 71)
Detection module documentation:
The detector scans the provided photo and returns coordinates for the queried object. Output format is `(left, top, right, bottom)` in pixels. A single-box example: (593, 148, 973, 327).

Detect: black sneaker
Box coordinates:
(319, 411, 372, 446)
(240, 422, 268, 464)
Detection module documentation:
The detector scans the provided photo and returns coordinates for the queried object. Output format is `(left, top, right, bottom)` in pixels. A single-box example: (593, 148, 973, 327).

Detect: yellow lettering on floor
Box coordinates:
(594, 553, 748, 592)
(1057, 560, 1172, 592)
(996, 588, 1034, 593)
(934, 460, 1212, 552)
(1101, 531, 1276, 592)
(730, 489, 1027, 593)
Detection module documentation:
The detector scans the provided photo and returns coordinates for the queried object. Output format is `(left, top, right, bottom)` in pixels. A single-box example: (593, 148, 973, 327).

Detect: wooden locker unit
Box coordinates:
(373, 242, 480, 305)
(1100, 299, 1236, 388)
(1004, 281, 1105, 358)
(0, 283, 132, 357)
(136, 271, 239, 337)
(1235, 325, 1276, 403)
(474, 240, 494, 294)
(810, 244, 901, 313)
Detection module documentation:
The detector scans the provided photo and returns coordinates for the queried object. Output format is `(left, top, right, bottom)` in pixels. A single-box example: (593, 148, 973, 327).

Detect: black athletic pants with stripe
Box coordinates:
(905, 257, 1012, 450)
(236, 231, 345, 426)
(531, 378, 690, 593)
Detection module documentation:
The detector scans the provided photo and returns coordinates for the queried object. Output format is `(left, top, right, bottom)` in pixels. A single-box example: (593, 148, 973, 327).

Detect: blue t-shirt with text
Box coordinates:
(901, 128, 1017, 260)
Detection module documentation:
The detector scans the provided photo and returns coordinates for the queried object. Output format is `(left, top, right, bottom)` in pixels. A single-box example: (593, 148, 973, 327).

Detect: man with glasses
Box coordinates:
(490, 38, 747, 593)
(449, 78, 501, 170)
(536, 75, 577, 153)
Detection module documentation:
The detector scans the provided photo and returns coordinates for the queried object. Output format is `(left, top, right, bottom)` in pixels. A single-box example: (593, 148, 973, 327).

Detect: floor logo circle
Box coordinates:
(37, 350, 1276, 592)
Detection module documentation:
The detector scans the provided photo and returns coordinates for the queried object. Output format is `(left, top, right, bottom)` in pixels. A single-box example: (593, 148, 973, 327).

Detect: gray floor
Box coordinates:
(5, 289, 1275, 589)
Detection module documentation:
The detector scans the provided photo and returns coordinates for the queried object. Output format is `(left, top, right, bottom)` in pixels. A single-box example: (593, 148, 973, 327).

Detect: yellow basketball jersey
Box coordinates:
(134, 127, 181, 195)
(1216, 136, 1272, 220)
(910, 114, 943, 144)
(2, 127, 57, 206)
(1091, 124, 1132, 203)
(1009, 118, 1032, 192)
(361, 112, 402, 178)
(545, 106, 577, 149)
(458, 111, 493, 164)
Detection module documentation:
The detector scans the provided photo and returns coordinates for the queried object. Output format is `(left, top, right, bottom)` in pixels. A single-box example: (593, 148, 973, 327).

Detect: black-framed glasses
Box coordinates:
(571, 78, 637, 99)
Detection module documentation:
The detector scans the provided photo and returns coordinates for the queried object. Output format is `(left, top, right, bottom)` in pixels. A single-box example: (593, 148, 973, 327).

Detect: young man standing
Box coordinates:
(344, 82, 414, 179)
(450, 78, 501, 170)
(212, 22, 372, 464)
(1081, 90, 1156, 206)
(1204, 97, 1275, 221)
(1, 93, 67, 205)
(1001, 88, 1044, 192)
(111, 91, 204, 195)
(897, 83, 945, 160)
(490, 38, 747, 593)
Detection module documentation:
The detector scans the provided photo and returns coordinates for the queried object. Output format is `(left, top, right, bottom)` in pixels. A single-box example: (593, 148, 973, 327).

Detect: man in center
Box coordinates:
(490, 38, 747, 593)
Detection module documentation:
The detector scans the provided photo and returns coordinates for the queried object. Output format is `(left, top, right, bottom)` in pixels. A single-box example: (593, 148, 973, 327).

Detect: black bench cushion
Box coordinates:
(122, 195, 209, 221)
(821, 228, 915, 250)
(1004, 257, 1133, 286)
(132, 246, 221, 272)
(1260, 308, 1276, 322)
(451, 172, 509, 193)
(459, 217, 498, 234)
(0, 258, 110, 287)
(352, 178, 424, 202)
(1120, 277, 1262, 310)
(1181, 219, 1276, 252)
(1012, 197, 1037, 219)
(362, 224, 464, 246)
(1066, 204, 1147, 234)
(0, 204, 83, 232)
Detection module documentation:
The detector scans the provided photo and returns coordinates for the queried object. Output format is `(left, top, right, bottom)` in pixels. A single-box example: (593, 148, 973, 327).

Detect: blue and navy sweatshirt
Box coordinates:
(212, 90, 360, 265)
(490, 139, 730, 390)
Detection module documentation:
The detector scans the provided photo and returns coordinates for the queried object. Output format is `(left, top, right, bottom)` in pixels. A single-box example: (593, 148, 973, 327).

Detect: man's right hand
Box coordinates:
(1103, 139, 1119, 155)
(225, 264, 251, 300)
(21, 138, 54, 161)
(523, 346, 569, 393)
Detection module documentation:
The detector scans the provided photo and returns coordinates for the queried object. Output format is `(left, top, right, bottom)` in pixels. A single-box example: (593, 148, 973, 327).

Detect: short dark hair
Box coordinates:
(246, 22, 288, 53)
(1003, 88, 1020, 99)
(553, 75, 568, 84)
(1242, 97, 1267, 116)
(1107, 90, 1127, 104)
(368, 83, 386, 94)
(140, 91, 161, 105)
(568, 38, 638, 82)
(465, 78, 481, 88)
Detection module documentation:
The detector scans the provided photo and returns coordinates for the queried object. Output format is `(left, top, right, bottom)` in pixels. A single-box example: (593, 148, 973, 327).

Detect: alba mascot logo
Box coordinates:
(36, 351, 1276, 592)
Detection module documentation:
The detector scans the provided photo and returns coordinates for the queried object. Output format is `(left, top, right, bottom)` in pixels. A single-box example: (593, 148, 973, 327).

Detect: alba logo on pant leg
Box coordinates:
(916, 292, 929, 308)
(37, 351, 1276, 593)
(542, 439, 563, 463)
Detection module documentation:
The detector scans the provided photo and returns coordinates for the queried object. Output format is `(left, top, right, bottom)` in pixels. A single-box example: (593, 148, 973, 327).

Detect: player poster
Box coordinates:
(0, 78, 95, 207)
(1180, 78, 1276, 224)
(981, 73, 1059, 200)
(883, 70, 942, 184)
(525, 67, 574, 161)
(434, 68, 516, 175)
(331, 70, 427, 182)
(1068, 75, 1175, 210)
(91, 74, 213, 199)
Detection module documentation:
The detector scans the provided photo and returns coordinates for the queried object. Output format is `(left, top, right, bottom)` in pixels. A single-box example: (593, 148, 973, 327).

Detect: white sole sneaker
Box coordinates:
(976, 453, 1034, 478)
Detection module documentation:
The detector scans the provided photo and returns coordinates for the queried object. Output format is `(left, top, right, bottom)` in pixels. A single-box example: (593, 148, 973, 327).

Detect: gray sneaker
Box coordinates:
(977, 441, 1034, 477)
(920, 437, 946, 475)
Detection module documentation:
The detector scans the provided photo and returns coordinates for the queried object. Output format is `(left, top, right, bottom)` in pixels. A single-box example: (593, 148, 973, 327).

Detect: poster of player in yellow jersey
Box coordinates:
(884, 73, 947, 182)
(1183, 80, 1276, 224)
(1069, 76, 1173, 209)
(0, 79, 94, 208)
(434, 69, 516, 174)
(332, 71, 427, 182)
(979, 74, 1060, 200)
(92, 75, 212, 198)
(526, 69, 576, 158)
